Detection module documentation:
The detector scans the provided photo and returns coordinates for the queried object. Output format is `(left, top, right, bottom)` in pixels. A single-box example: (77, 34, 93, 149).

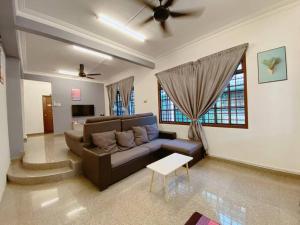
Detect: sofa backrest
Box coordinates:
(121, 113, 153, 120)
(85, 116, 119, 124)
(83, 119, 121, 143)
(85, 113, 154, 124)
(83, 113, 156, 143)
(121, 116, 157, 131)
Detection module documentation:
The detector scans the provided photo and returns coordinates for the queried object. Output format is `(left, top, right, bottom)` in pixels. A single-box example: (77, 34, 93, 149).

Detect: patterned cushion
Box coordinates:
(184, 212, 219, 225)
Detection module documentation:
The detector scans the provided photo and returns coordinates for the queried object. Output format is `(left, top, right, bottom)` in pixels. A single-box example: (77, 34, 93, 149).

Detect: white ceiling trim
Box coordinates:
(23, 70, 105, 84)
(157, 0, 300, 59)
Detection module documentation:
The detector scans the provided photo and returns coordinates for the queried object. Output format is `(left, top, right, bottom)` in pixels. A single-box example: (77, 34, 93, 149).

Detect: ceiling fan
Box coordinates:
(136, 0, 204, 36)
(78, 64, 102, 79)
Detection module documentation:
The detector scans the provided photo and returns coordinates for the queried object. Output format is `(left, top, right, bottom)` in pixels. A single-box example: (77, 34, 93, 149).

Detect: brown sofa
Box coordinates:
(73, 114, 205, 191)
(64, 113, 154, 157)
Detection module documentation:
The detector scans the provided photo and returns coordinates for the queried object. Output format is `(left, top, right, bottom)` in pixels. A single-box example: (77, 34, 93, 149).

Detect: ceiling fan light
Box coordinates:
(97, 14, 145, 42)
(72, 45, 113, 60)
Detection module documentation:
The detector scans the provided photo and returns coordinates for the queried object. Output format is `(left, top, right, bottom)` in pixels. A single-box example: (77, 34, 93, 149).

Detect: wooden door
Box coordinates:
(42, 95, 54, 133)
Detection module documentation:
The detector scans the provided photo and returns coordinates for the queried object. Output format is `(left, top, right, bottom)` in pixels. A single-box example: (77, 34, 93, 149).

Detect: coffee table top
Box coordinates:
(147, 153, 193, 176)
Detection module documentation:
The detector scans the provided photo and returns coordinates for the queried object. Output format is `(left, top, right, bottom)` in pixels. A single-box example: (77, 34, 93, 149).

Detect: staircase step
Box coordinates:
(22, 159, 71, 170)
(7, 161, 76, 185)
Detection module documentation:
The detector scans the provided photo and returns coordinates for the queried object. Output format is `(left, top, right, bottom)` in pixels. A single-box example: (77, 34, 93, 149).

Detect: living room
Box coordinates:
(0, 0, 300, 224)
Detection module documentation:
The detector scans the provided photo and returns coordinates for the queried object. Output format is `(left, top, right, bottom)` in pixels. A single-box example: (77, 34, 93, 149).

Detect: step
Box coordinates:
(7, 161, 77, 185)
(22, 159, 71, 170)
(22, 142, 82, 170)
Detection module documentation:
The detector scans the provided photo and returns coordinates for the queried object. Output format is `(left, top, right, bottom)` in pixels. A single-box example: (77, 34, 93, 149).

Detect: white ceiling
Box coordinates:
(20, 31, 136, 82)
(17, 0, 295, 79)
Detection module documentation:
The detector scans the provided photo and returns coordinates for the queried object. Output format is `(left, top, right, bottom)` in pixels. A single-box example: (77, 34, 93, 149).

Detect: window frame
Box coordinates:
(158, 55, 248, 129)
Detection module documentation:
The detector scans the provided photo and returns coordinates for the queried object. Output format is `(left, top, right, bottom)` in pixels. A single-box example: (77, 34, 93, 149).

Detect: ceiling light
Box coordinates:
(72, 45, 113, 60)
(58, 69, 78, 76)
(97, 14, 145, 42)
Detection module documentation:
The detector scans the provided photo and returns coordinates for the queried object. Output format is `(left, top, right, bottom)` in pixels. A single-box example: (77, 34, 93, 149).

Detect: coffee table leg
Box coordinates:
(149, 171, 154, 192)
(186, 163, 190, 182)
(164, 175, 168, 199)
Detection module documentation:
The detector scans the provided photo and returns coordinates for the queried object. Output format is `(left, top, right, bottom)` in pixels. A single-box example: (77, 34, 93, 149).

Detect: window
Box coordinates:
(158, 57, 248, 128)
(113, 89, 135, 116)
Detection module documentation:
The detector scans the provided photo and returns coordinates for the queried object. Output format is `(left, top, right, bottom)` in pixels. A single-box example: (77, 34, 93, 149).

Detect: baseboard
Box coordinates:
(207, 154, 300, 178)
(26, 132, 45, 137)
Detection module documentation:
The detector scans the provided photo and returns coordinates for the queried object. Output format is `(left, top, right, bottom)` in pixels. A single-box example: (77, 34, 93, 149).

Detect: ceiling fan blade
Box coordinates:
(86, 76, 95, 79)
(170, 8, 204, 18)
(135, 0, 156, 10)
(139, 16, 154, 26)
(160, 21, 171, 37)
(87, 73, 102, 76)
(164, 0, 176, 8)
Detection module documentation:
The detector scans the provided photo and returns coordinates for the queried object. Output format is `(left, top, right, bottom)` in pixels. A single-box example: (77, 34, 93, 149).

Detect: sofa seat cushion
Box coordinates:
(143, 139, 172, 152)
(162, 139, 202, 155)
(111, 146, 150, 168)
(64, 130, 83, 142)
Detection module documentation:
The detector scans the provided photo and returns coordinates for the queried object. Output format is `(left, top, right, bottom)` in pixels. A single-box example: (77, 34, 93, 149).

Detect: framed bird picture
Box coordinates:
(257, 46, 287, 84)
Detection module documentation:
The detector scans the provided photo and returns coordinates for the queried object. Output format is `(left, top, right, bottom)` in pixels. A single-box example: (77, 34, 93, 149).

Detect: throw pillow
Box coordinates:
(116, 130, 136, 151)
(132, 126, 149, 146)
(145, 124, 159, 141)
(91, 130, 119, 154)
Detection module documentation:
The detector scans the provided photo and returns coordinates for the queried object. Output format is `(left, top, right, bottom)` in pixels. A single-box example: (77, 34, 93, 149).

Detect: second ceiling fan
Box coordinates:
(136, 0, 205, 35)
(78, 64, 102, 79)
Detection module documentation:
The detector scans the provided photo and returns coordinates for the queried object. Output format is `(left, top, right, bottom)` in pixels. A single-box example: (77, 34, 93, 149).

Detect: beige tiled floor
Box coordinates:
(1, 158, 300, 225)
(23, 134, 79, 165)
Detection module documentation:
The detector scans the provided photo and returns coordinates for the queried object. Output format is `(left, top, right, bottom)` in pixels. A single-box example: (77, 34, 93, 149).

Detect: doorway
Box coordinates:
(42, 95, 54, 133)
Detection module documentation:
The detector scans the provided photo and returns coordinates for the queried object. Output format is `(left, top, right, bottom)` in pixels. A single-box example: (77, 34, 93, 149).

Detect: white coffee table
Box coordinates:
(147, 153, 193, 195)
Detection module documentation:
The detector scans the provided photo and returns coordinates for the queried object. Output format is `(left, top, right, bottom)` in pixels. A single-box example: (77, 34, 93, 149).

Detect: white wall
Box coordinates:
(104, 2, 300, 175)
(23, 74, 106, 134)
(0, 47, 10, 201)
(23, 79, 51, 135)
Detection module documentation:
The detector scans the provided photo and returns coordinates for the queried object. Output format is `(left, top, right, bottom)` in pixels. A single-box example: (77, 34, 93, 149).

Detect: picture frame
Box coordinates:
(71, 88, 81, 101)
(257, 46, 287, 84)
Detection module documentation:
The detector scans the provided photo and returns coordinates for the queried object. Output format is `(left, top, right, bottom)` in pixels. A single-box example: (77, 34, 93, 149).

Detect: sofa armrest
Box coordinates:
(64, 131, 84, 157)
(82, 147, 112, 191)
(64, 130, 83, 142)
(159, 131, 177, 140)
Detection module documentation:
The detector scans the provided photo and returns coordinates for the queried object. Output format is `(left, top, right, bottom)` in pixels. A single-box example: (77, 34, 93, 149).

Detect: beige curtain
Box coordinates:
(119, 76, 134, 115)
(106, 83, 118, 116)
(156, 43, 248, 150)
